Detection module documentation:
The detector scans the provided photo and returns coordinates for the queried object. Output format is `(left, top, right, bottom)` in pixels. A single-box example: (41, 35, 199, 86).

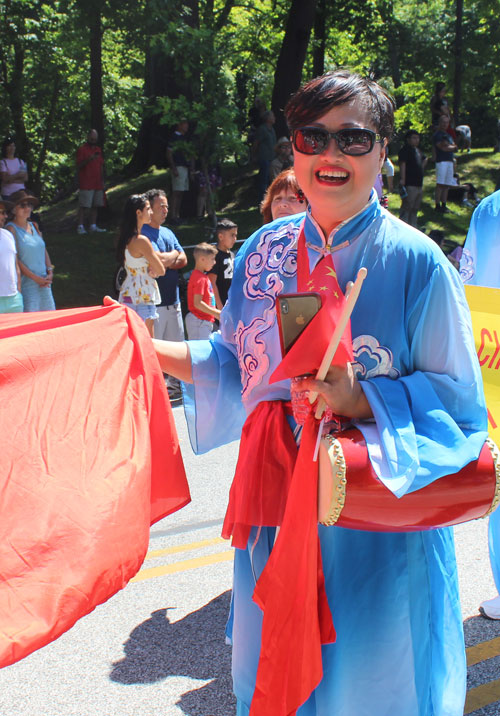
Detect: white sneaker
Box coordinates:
(90, 224, 106, 233)
(77, 225, 87, 234)
(479, 594, 500, 619)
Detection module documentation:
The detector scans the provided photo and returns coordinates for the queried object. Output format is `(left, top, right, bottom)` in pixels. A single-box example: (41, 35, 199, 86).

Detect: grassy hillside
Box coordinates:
(41, 148, 500, 309)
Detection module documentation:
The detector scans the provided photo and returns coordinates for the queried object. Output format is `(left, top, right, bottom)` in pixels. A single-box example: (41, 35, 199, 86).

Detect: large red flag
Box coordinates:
(0, 303, 190, 668)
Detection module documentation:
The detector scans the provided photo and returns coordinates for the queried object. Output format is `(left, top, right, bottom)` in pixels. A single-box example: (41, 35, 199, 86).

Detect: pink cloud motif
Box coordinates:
(459, 248, 475, 283)
(236, 313, 272, 398)
(352, 335, 399, 380)
(245, 223, 298, 301)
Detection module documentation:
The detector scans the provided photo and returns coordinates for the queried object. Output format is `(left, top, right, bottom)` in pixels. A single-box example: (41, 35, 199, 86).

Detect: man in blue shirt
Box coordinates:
(143, 189, 187, 400)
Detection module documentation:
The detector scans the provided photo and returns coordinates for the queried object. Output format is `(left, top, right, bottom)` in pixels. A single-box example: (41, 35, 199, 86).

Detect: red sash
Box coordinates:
(223, 223, 347, 714)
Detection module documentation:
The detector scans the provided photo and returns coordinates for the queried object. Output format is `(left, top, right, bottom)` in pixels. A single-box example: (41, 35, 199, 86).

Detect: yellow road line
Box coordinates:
(467, 636, 500, 666)
(131, 550, 234, 582)
(465, 679, 500, 714)
(145, 536, 226, 560)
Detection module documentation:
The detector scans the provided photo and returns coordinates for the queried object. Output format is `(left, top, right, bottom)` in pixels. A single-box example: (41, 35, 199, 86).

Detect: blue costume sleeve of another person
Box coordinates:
(460, 189, 500, 288)
(358, 261, 488, 497)
(182, 228, 266, 455)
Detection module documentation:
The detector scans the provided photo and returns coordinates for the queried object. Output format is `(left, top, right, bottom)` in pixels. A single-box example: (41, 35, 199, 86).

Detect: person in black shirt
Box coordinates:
(208, 218, 238, 308)
(398, 130, 427, 227)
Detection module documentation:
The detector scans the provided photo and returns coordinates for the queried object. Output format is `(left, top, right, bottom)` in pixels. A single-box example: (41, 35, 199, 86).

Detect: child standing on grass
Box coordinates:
(208, 218, 238, 309)
(186, 242, 220, 339)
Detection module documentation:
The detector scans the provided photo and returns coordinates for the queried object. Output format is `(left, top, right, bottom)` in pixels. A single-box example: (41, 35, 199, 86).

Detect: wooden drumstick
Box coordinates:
(308, 268, 367, 416)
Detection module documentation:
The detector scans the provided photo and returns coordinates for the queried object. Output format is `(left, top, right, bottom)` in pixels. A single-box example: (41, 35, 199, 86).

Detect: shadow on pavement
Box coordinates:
(109, 590, 235, 715)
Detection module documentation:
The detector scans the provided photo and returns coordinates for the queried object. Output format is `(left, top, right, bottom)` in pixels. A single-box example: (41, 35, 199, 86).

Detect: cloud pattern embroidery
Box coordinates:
(352, 335, 400, 380)
(459, 247, 475, 283)
(235, 222, 299, 397)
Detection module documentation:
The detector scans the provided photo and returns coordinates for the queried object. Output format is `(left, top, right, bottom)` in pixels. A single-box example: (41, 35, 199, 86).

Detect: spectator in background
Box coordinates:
(76, 129, 106, 234)
(269, 137, 294, 181)
(208, 218, 238, 309)
(142, 188, 187, 401)
(117, 194, 165, 338)
(6, 190, 55, 312)
(195, 165, 222, 221)
(433, 114, 457, 213)
(185, 242, 220, 339)
(0, 137, 28, 200)
(0, 197, 23, 313)
(254, 110, 276, 202)
(166, 120, 193, 225)
(430, 82, 451, 127)
(382, 148, 394, 193)
(398, 129, 427, 227)
(260, 168, 306, 224)
(455, 125, 472, 152)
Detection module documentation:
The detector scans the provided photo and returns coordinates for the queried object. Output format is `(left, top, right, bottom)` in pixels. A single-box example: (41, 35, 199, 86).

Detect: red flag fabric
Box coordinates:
(270, 228, 352, 384)
(222, 400, 298, 549)
(0, 303, 190, 668)
(250, 415, 336, 716)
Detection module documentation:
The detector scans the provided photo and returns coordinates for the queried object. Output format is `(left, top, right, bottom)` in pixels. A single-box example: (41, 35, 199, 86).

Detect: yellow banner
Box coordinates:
(466, 285, 500, 445)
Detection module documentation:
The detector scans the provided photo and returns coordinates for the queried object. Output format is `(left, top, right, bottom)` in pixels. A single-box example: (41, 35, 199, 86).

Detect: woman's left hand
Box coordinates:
(298, 363, 373, 420)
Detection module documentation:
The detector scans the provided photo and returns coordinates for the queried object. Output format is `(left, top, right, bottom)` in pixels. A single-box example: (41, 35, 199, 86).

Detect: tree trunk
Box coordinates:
(32, 75, 60, 197)
(312, 0, 326, 78)
(89, 0, 105, 147)
(453, 0, 463, 124)
(127, 0, 200, 174)
(271, 0, 317, 138)
(0, 38, 32, 171)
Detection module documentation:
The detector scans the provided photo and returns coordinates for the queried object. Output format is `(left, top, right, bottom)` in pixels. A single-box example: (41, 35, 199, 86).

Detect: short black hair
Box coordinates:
(405, 129, 420, 140)
(216, 218, 238, 233)
(285, 70, 395, 141)
(145, 188, 167, 206)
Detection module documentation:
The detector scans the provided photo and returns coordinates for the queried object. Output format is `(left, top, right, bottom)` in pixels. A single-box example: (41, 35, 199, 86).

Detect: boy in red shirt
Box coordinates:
(186, 242, 221, 339)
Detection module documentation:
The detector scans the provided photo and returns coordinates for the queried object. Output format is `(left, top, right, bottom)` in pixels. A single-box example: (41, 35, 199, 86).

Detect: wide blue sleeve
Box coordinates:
(357, 262, 488, 497)
(181, 231, 265, 454)
(182, 333, 247, 454)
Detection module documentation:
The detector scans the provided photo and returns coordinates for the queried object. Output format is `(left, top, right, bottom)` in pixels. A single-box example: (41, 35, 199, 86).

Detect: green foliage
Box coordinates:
(1, 0, 499, 204)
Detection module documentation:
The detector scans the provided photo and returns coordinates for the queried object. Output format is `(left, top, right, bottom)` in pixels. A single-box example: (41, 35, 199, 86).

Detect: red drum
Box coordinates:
(318, 428, 500, 531)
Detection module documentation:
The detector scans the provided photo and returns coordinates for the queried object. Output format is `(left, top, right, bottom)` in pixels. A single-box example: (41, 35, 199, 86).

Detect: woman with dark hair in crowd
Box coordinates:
(152, 70, 487, 715)
(117, 194, 165, 338)
(0, 137, 28, 200)
(430, 81, 452, 127)
(259, 167, 306, 224)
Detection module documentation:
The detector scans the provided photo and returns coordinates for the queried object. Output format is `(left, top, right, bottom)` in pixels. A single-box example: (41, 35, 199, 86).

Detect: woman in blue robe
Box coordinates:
(155, 71, 488, 715)
(460, 189, 500, 620)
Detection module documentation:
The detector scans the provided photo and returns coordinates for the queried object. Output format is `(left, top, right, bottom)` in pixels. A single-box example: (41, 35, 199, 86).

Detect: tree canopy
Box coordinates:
(1, 0, 498, 201)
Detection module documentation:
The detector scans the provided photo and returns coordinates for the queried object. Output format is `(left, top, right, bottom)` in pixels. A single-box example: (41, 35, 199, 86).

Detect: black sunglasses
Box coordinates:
(293, 127, 383, 156)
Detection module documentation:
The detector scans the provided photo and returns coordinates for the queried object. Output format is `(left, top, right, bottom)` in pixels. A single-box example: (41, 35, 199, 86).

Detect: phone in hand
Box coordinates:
(276, 292, 322, 355)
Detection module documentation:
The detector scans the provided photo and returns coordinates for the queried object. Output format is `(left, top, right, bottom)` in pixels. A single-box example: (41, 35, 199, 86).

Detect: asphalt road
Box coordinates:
(1, 405, 500, 716)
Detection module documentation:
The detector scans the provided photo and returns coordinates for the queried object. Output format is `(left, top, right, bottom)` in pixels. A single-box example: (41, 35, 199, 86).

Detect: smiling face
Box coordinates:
(271, 189, 305, 220)
(293, 101, 385, 234)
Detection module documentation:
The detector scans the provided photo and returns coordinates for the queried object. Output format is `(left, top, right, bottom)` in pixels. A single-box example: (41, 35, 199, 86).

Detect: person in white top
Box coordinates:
(116, 194, 165, 338)
(0, 137, 28, 199)
(0, 197, 23, 312)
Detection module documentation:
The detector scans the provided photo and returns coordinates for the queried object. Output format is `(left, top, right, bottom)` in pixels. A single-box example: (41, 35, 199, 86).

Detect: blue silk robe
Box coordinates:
(460, 189, 500, 597)
(184, 195, 487, 715)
